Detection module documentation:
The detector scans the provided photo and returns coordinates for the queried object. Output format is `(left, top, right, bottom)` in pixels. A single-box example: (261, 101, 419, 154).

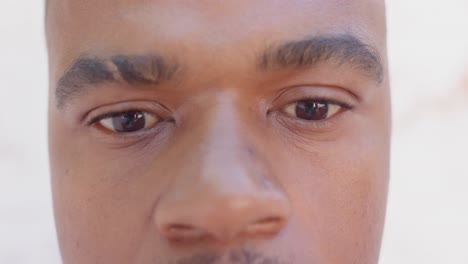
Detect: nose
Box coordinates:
(154, 99, 291, 244)
(156, 181, 290, 244)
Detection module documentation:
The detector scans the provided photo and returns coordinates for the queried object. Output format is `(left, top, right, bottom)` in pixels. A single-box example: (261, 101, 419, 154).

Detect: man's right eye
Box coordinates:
(97, 111, 159, 133)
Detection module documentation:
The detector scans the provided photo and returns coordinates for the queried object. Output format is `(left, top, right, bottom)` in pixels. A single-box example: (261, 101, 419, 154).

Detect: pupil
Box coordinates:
(295, 101, 329, 120)
(112, 111, 145, 132)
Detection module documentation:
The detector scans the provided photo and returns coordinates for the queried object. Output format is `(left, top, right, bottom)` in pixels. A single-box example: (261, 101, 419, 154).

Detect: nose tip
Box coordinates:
(156, 195, 291, 244)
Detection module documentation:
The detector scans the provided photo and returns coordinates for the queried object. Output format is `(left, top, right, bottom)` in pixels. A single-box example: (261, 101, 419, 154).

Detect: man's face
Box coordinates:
(47, 1, 390, 263)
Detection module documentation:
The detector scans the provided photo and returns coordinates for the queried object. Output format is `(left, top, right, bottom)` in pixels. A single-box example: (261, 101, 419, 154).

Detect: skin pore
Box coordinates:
(47, 1, 391, 264)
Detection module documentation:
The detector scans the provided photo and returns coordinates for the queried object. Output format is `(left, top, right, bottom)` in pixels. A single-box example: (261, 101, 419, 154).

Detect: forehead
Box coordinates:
(47, 0, 386, 75)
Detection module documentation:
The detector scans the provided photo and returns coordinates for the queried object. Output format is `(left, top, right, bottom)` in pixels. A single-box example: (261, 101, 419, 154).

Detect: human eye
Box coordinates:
(282, 99, 351, 121)
(92, 110, 160, 133)
(83, 101, 175, 146)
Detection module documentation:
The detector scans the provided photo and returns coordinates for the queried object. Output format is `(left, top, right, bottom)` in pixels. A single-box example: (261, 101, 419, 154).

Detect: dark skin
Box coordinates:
(47, 1, 391, 263)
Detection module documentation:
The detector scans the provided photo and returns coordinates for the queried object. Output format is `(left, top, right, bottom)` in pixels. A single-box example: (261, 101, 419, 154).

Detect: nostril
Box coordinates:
(161, 224, 206, 242)
(258, 217, 283, 224)
(244, 216, 286, 237)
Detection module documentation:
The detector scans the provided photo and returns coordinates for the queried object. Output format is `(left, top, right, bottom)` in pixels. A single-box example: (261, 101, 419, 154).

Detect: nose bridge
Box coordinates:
(155, 94, 291, 243)
(168, 94, 267, 212)
(199, 95, 255, 194)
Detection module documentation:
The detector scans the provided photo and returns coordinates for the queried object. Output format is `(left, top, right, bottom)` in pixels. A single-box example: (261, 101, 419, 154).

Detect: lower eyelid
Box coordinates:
(278, 112, 339, 131)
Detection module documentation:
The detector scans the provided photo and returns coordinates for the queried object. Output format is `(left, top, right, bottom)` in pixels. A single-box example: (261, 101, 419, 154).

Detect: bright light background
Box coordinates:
(0, 1, 467, 263)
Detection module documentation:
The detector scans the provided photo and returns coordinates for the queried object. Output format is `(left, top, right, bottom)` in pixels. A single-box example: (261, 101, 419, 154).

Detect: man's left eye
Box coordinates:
(283, 100, 343, 121)
(98, 111, 159, 133)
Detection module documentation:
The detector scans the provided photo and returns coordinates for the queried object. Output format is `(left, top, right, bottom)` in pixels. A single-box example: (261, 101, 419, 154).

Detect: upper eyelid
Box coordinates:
(270, 86, 358, 109)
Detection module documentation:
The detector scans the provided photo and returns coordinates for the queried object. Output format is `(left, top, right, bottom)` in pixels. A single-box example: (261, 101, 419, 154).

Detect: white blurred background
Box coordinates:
(0, 0, 467, 263)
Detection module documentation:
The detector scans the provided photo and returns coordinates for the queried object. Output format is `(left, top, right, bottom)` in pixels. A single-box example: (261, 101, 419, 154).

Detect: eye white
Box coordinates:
(325, 104, 341, 118)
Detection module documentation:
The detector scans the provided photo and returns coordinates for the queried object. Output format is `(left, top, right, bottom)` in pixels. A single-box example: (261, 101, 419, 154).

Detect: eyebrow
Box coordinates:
(258, 34, 384, 84)
(55, 54, 179, 108)
(55, 34, 383, 109)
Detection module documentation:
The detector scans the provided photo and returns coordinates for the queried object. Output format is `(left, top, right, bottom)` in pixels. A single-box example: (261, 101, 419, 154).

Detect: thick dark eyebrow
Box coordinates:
(55, 54, 179, 108)
(258, 34, 384, 84)
(55, 35, 381, 109)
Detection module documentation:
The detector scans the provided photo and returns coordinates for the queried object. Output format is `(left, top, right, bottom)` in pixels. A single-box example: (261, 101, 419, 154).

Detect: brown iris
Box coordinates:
(295, 100, 329, 120)
(111, 111, 146, 132)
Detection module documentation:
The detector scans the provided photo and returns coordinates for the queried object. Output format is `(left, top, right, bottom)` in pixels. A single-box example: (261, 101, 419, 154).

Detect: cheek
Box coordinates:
(276, 130, 389, 262)
(49, 119, 168, 263)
